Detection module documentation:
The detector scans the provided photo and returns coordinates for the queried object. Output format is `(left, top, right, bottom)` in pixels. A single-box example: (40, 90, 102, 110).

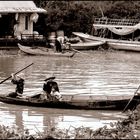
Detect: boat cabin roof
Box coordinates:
(93, 18, 140, 28)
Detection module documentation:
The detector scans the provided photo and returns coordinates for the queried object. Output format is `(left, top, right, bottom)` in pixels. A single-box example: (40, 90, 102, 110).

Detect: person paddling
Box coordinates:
(7, 73, 25, 98)
(43, 76, 62, 101)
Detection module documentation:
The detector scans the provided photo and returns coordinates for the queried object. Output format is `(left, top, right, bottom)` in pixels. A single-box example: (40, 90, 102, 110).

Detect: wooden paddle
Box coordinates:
(70, 47, 93, 58)
(0, 63, 34, 84)
(122, 85, 140, 112)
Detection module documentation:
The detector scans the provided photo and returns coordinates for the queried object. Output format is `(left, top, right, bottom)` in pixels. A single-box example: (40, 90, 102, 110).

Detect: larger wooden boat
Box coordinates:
(70, 40, 106, 50)
(17, 43, 75, 57)
(73, 18, 140, 52)
(0, 93, 140, 111)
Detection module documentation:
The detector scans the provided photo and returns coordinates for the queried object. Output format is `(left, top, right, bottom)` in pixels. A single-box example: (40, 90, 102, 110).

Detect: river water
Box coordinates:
(0, 49, 140, 134)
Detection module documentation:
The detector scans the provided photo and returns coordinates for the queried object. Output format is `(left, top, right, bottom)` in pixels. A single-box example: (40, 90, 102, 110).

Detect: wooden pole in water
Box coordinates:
(71, 47, 93, 58)
(122, 85, 140, 112)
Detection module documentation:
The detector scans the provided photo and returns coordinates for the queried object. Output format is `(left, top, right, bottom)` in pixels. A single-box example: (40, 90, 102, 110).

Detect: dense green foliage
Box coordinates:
(33, 1, 140, 37)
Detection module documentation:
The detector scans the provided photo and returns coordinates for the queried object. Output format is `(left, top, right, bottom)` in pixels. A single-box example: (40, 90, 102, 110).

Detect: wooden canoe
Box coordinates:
(0, 94, 140, 111)
(17, 43, 76, 57)
(70, 40, 106, 50)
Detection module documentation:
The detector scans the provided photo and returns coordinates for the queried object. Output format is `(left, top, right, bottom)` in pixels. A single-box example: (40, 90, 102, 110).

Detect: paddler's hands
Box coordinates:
(11, 73, 15, 79)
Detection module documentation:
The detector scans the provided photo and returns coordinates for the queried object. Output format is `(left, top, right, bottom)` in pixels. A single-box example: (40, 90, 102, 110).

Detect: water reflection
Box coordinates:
(0, 102, 127, 134)
(0, 50, 140, 133)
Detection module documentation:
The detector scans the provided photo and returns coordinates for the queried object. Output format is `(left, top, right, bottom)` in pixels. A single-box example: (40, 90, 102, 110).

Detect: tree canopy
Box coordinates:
(33, 0, 140, 36)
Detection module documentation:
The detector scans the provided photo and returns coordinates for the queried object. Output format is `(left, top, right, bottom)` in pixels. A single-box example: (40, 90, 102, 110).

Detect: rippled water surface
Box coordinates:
(0, 50, 140, 134)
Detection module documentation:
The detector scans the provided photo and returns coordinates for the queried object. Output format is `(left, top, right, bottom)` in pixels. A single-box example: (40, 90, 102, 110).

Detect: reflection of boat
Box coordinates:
(73, 18, 140, 52)
(0, 94, 140, 111)
(70, 40, 106, 50)
(17, 43, 75, 57)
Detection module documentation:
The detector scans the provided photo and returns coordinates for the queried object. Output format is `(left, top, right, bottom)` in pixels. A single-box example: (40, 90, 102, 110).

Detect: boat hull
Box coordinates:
(107, 41, 140, 51)
(73, 32, 140, 52)
(70, 41, 106, 50)
(0, 94, 140, 110)
(18, 43, 75, 57)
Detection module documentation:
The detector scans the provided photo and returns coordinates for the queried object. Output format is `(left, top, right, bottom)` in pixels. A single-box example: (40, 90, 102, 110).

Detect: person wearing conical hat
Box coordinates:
(7, 73, 25, 98)
(43, 76, 62, 101)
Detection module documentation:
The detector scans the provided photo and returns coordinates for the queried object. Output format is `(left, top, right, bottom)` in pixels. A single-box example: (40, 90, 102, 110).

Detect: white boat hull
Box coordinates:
(70, 40, 106, 50)
(107, 41, 140, 51)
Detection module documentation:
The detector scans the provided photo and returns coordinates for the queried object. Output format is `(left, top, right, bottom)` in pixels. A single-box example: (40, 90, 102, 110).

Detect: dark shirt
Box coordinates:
(43, 80, 59, 94)
(11, 79, 24, 94)
(55, 40, 62, 52)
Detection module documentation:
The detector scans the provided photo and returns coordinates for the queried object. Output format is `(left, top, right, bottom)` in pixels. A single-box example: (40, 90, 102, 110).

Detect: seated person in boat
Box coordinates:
(57, 36, 70, 50)
(43, 76, 62, 101)
(7, 73, 25, 98)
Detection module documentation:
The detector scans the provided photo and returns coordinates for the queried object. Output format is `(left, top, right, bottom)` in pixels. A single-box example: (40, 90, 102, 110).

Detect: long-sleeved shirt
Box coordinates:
(11, 78, 24, 94)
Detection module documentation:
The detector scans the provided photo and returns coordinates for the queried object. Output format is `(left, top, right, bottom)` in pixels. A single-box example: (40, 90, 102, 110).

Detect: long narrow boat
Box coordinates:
(0, 93, 140, 111)
(17, 43, 75, 57)
(70, 40, 106, 50)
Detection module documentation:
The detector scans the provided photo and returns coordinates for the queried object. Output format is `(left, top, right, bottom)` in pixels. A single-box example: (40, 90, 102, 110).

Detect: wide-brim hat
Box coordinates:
(44, 76, 55, 81)
(17, 73, 25, 79)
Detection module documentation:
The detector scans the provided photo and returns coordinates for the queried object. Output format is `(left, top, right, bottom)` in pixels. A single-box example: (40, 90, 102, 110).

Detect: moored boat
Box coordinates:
(0, 93, 140, 111)
(92, 18, 140, 52)
(70, 40, 106, 50)
(17, 43, 76, 57)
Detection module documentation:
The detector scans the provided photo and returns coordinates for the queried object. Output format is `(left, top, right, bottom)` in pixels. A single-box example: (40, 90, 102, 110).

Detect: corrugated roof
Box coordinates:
(0, 1, 46, 13)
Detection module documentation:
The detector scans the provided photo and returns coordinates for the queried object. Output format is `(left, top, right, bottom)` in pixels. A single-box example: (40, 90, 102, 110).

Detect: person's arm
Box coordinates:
(43, 83, 46, 91)
(52, 81, 60, 92)
(11, 73, 18, 84)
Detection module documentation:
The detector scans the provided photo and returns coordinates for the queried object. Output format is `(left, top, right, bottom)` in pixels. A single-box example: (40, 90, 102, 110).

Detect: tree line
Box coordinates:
(33, 1, 140, 37)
